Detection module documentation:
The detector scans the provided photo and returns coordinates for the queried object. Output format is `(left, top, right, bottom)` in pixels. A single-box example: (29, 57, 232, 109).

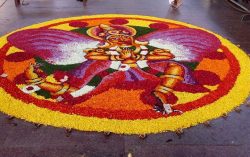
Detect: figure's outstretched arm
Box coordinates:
(146, 54, 174, 60)
(136, 49, 174, 61)
(84, 48, 123, 61)
(147, 49, 174, 60)
(85, 54, 124, 61)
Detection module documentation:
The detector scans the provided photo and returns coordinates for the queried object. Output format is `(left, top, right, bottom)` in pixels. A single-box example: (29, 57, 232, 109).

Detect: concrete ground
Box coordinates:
(0, 0, 250, 156)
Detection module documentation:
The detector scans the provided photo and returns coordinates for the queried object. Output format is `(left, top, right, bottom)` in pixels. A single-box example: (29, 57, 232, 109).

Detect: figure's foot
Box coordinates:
(153, 91, 182, 114)
(163, 104, 173, 114)
(153, 104, 173, 114)
(153, 104, 183, 115)
(163, 104, 183, 114)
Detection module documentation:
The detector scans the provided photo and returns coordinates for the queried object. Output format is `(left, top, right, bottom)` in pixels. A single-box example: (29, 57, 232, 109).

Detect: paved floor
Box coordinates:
(0, 0, 249, 157)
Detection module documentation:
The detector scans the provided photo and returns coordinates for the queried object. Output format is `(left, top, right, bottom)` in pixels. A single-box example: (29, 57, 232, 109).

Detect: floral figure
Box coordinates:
(6, 22, 222, 114)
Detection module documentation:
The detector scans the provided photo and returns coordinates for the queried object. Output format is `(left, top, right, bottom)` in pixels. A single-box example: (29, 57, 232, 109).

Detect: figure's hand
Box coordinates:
(150, 49, 172, 56)
(148, 49, 174, 60)
(84, 48, 106, 55)
(84, 48, 108, 60)
(120, 48, 132, 59)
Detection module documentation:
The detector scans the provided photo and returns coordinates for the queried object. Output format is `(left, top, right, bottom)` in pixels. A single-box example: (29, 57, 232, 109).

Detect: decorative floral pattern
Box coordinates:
(0, 14, 249, 134)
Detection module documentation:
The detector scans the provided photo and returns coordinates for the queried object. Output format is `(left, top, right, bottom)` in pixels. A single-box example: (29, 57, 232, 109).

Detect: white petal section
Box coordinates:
(163, 104, 173, 114)
(21, 85, 41, 94)
(51, 41, 99, 65)
(137, 60, 149, 68)
(149, 39, 196, 61)
(140, 50, 148, 55)
(56, 96, 64, 102)
(60, 75, 69, 82)
(109, 51, 119, 55)
(0, 73, 8, 78)
(70, 85, 96, 98)
(140, 45, 148, 55)
(118, 64, 130, 71)
(110, 61, 121, 70)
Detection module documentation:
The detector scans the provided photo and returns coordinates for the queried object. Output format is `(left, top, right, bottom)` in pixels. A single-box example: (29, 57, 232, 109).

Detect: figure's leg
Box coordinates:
(24, 64, 77, 96)
(153, 62, 185, 114)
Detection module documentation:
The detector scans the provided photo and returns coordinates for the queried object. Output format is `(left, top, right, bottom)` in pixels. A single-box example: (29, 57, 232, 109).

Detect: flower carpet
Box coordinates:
(0, 14, 249, 134)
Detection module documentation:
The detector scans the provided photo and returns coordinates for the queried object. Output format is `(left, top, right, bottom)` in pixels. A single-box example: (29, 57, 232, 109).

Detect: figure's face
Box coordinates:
(98, 27, 133, 46)
(106, 34, 134, 46)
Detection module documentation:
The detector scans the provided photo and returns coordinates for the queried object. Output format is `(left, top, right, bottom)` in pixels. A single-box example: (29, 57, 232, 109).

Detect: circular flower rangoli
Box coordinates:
(0, 15, 249, 134)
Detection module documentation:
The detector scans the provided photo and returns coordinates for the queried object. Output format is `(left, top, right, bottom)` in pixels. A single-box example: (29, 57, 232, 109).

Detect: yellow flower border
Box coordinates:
(0, 14, 249, 134)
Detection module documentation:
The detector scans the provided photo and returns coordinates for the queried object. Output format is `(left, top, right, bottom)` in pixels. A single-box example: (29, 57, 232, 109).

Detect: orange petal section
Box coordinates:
(3, 58, 35, 81)
(196, 58, 230, 80)
(74, 88, 152, 111)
